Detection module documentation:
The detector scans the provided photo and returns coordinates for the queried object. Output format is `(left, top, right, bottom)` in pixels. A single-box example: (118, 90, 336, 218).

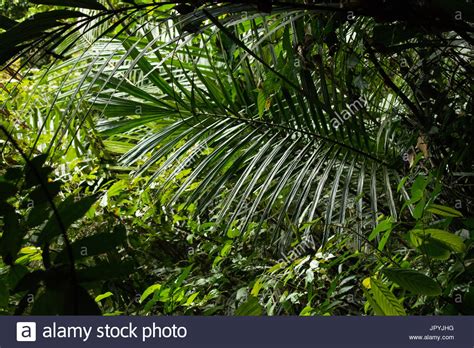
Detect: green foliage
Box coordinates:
(0, 0, 472, 317)
(0, 144, 132, 314)
(368, 277, 406, 316)
(383, 269, 441, 296)
(361, 173, 472, 315)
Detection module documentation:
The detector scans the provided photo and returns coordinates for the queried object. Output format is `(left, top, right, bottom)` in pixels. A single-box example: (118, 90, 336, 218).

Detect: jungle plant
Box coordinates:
(0, 1, 472, 316)
(0, 126, 132, 314)
(362, 172, 473, 315)
(0, 0, 472, 248)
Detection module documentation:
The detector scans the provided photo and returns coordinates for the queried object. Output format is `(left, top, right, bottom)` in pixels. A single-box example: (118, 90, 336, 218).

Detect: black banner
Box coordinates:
(1, 316, 472, 347)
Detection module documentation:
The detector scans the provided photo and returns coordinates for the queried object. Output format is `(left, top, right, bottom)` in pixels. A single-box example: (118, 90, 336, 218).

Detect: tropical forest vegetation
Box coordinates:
(0, 0, 473, 316)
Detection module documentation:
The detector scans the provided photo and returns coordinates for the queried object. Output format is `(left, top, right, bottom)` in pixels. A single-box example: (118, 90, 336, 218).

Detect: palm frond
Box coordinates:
(1, 0, 472, 248)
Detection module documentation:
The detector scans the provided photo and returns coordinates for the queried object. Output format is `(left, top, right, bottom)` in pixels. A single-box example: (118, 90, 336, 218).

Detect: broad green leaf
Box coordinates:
(408, 232, 451, 260)
(422, 239, 451, 260)
(413, 197, 426, 219)
(361, 286, 385, 316)
(140, 284, 161, 303)
(411, 229, 466, 253)
(383, 268, 442, 296)
(299, 306, 313, 316)
(251, 278, 263, 297)
(95, 292, 113, 302)
(410, 175, 428, 202)
(370, 277, 406, 316)
(368, 217, 392, 241)
(174, 265, 193, 289)
(107, 180, 127, 198)
(142, 287, 171, 312)
(184, 292, 200, 306)
(426, 204, 463, 218)
(378, 228, 392, 252)
(220, 241, 232, 257)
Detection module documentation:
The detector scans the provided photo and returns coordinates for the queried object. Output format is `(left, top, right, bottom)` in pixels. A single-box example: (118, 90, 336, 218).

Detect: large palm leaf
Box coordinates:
(1, 1, 472, 248)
